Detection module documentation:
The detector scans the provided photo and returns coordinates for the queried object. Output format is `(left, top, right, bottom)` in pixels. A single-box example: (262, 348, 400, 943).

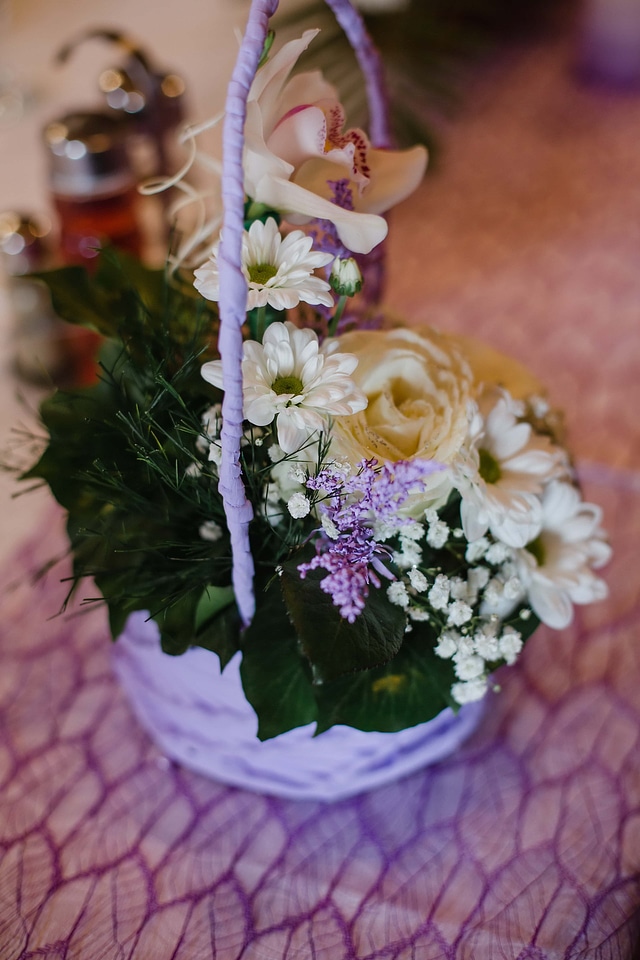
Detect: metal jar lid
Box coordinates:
(43, 111, 135, 199)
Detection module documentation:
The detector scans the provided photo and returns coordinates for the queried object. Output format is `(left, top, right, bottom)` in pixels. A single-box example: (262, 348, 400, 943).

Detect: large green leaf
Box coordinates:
(240, 579, 317, 740)
(314, 621, 457, 733)
(194, 586, 240, 669)
(280, 550, 406, 683)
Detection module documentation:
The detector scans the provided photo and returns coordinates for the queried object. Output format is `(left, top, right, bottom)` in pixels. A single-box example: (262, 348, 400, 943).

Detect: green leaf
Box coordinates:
(280, 551, 406, 683)
(194, 586, 240, 669)
(314, 621, 457, 734)
(30, 265, 117, 335)
(240, 579, 317, 740)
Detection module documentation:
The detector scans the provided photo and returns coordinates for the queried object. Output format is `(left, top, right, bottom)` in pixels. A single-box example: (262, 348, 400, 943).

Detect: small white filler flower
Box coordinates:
(194, 217, 335, 311)
(201, 321, 367, 454)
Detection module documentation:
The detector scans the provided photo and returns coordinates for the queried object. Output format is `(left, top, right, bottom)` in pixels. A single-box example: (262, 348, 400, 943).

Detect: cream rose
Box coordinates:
(330, 327, 474, 506)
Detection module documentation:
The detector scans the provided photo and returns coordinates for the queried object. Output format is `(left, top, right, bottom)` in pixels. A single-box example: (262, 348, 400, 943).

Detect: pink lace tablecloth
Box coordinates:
(2, 22, 640, 960)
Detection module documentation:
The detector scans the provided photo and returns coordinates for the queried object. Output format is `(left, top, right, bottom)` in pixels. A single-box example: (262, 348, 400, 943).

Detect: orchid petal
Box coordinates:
(255, 175, 388, 253)
(248, 30, 320, 126)
(294, 144, 428, 215)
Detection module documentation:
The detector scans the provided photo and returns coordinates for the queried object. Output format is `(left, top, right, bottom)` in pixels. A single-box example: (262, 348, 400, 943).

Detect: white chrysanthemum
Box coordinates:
(515, 481, 611, 629)
(201, 321, 367, 454)
(454, 389, 565, 549)
(194, 218, 334, 311)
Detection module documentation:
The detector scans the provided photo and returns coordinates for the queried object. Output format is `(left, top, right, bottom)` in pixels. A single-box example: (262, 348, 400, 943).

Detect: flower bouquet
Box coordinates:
(24, 0, 610, 800)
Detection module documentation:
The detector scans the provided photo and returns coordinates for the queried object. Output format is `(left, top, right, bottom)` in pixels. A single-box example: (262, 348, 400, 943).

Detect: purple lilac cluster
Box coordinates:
(298, 458, 442, 622)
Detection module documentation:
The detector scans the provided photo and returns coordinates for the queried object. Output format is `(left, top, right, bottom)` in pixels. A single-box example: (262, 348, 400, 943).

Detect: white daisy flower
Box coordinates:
(515, 481, 611, 629)
(201, 321, 367, 454)
(454, 389, 565, 548)
(194, 217, 335, 311)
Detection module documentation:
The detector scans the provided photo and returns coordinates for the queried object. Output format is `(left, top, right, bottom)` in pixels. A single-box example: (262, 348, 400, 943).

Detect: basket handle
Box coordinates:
(217, 0, 389, 626)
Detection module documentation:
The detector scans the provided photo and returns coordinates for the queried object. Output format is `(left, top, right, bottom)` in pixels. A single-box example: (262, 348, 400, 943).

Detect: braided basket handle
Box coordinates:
(217, 0, 390, 626)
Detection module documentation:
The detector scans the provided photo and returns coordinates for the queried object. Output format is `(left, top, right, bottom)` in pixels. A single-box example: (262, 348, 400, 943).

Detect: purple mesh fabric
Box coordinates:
(0, 472, 638, 958)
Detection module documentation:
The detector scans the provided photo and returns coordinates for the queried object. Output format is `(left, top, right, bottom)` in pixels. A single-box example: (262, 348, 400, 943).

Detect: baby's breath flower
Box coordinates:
(466, 537, 490, 563)
(429, 574, 450, 611)
(393, 537, 422, 569)
(454, 653, 485, 680)
(435, 630, 459, 659)
(485, 541, 512, 565)
(452, 677, 488, 704)
(473, 627, 499, 660)
(449, 577, 468, 601)
(287, 492, 311, 519)
(426, 519, 450, 549)
(447, 600, 473, 626)
(484, 578, 505, 606)
(468, 566, 490, 593)
(408, 567, 429, 592)
(387, 580, 410, 608)
(498, 627, 523, 664)
(503, 576, 523, 600)
(400, 521, 423, 540)
(199, 520, 223, 542)
(408, 606, 430, 622)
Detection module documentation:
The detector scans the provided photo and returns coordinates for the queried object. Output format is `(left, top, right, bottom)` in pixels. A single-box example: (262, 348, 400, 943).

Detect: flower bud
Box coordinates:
(330, 257, 363, 297)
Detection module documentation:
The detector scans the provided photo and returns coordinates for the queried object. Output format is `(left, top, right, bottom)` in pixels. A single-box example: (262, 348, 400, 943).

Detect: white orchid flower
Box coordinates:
(243, 30, 427, 255)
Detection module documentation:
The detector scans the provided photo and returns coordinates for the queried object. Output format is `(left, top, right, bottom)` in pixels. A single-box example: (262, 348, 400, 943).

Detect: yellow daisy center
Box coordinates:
(248, 262, 278, 285)
(272, 375, 304, 396)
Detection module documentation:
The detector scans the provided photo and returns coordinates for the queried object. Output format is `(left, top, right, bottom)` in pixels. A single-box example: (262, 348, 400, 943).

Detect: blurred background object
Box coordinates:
(43, 110, 143, 265)
(0, 0, 28, 125)
(578, 0, 640, 88)
(280, 0, 577, 151)
(55, 27, 187, 180)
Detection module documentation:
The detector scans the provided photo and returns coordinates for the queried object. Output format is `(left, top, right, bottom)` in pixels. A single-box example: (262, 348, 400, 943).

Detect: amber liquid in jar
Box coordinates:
(53, 188, 143, 265)
(45, 111, 145, 386)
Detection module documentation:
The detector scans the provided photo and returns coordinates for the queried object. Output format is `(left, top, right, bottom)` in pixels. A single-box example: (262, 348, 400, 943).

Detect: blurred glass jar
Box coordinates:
(43, 110, 143, 265)
(0, 211, 66, 384)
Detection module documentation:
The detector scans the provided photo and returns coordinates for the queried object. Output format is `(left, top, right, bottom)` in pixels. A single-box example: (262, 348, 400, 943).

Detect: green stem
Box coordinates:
(255, 305, 267, 343)
(327, 296, 348, 337)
